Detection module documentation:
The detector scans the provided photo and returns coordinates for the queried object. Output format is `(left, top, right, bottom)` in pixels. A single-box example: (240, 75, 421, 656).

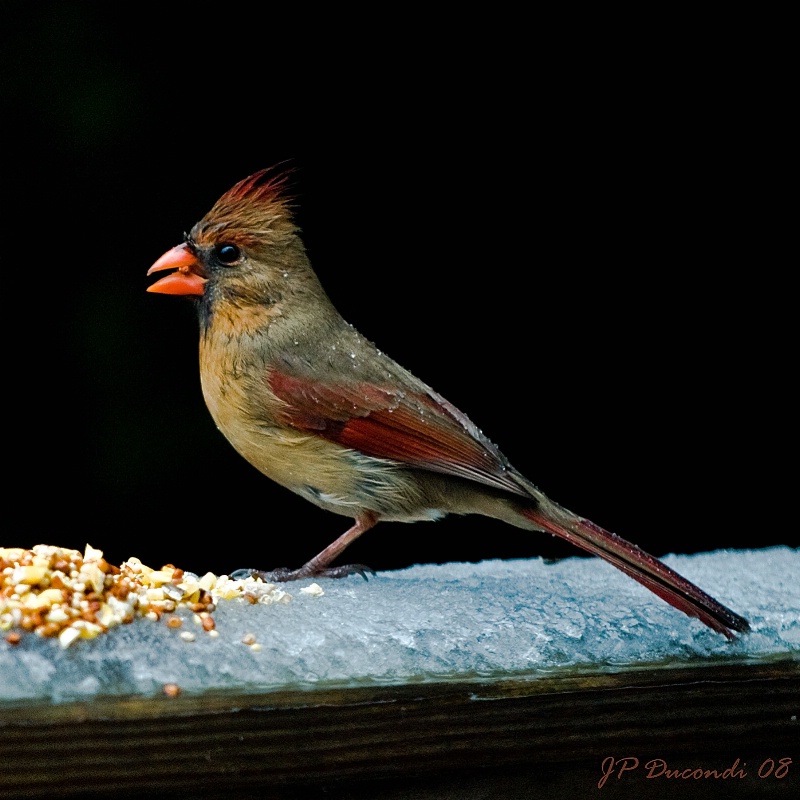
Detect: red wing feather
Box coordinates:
(268, 371, 528, 497)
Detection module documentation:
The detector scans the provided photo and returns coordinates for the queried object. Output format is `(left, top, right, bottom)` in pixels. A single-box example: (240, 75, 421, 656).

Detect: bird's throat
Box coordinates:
(201, 295, 284, 340)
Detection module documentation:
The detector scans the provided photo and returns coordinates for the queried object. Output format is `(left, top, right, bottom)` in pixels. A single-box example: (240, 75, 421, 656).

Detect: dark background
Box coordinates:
(3, 3, 791, 577)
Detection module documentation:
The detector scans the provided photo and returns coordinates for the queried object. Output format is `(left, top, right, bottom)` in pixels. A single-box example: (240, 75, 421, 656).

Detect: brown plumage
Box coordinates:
(147, 167, 749, 639)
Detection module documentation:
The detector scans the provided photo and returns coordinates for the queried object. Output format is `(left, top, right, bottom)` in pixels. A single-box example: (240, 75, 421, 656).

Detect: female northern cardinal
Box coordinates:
(147, 167, 749, 639)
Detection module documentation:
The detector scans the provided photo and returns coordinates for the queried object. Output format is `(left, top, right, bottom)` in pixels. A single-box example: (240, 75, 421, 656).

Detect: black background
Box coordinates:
(3, 3, 791, 577)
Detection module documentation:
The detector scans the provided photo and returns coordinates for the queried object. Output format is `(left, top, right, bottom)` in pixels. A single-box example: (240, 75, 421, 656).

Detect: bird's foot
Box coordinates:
(231, 515, 379, 583)
(230, 564, 375, 583)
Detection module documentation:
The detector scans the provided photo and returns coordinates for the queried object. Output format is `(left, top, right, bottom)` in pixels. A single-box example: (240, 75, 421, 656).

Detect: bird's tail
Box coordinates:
(521, 502, 749, 639)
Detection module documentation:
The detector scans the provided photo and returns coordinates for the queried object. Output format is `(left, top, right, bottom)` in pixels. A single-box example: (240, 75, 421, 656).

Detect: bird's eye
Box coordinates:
(215, 244, 241, 264)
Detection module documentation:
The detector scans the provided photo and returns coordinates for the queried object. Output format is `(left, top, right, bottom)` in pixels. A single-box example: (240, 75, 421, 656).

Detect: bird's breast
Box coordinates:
(197, 336, 431, 521)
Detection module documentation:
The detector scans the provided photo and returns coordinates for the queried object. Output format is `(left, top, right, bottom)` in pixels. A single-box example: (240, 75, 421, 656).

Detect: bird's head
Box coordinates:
(147, 167, 310, 310)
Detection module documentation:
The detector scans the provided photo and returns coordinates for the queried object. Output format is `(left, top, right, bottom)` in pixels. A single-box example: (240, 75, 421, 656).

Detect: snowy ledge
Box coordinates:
(1, 547, 798, 702)
(1, 548, 798, 798)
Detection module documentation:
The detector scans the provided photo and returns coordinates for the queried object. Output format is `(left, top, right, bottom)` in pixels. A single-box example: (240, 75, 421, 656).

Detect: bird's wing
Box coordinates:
(267, 368, 531, 498)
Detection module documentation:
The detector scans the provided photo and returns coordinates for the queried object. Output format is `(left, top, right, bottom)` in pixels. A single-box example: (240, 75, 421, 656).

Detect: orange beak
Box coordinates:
(147, 243, 208, 296)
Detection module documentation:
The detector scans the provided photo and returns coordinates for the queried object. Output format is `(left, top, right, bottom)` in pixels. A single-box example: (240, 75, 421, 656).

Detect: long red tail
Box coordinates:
(522, 504, 749, 639)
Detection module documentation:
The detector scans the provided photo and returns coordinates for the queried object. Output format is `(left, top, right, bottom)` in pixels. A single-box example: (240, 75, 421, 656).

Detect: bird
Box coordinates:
(147, 166, 749, 639)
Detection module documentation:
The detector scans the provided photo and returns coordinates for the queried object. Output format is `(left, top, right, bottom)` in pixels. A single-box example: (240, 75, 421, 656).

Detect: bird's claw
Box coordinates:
(230, 564, 375, 583)
(315, 563, 375, 581)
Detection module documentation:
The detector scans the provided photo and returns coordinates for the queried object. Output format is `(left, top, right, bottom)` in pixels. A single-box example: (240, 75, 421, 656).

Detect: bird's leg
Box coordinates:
(232, 512, 379, 583)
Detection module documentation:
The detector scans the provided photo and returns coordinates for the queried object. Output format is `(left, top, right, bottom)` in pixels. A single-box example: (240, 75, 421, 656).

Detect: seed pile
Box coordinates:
(1, 544, 303, 648)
